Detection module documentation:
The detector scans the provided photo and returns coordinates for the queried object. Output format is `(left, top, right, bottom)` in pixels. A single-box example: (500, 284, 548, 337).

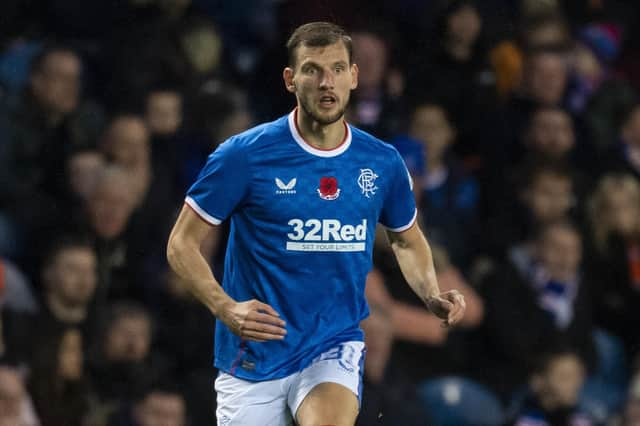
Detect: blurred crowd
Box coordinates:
(1, 0, 640, 425)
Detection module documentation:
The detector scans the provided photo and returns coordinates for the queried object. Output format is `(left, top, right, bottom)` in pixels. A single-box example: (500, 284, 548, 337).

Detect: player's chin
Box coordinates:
(314, 108, 344, 125)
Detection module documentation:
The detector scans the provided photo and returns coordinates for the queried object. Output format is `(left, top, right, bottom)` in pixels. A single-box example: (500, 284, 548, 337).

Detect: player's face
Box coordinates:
(284, 41, 358, 125)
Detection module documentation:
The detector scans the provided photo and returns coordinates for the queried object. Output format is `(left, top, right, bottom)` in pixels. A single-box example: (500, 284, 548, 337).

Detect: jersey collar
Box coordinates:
(288, 108, 352, 157)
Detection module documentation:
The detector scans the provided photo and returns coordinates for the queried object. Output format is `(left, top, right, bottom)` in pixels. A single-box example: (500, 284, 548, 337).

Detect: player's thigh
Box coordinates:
(290, 341, 365, 426)
(215, 372, 294, 426)
(295, 382, 359, 426)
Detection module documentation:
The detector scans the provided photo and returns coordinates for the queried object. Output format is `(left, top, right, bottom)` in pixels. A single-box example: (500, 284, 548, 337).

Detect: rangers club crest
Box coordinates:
(318, 176, 340, 200)
(358, 168, 378, 198)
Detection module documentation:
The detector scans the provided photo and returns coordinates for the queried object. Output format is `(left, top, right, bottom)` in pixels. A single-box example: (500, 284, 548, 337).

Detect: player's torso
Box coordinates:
(240, 138, 386, 257)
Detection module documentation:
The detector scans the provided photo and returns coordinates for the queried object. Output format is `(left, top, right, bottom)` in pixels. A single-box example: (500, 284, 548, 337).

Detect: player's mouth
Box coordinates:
(319, 95, 337, 108)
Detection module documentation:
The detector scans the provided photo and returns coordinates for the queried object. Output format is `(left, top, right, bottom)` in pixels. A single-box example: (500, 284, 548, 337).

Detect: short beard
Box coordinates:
(299, 97, 346, 126)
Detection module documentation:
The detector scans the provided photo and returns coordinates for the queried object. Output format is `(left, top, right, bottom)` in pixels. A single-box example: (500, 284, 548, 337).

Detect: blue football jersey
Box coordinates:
(186, 109, 416, 381)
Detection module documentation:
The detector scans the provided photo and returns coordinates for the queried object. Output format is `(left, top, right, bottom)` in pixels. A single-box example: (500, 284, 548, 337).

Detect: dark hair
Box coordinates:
(531, 344, 582, 376)
(30, 45, 79, 76)
(536, 218, 581, 243)
(134, 378, 186, 404)
(519, 158, 574, 191)
(526, 105, 572, 130)
(42, 235, 94, 270)
(107, 301, 151, 328)
(286, 22, 353, 67)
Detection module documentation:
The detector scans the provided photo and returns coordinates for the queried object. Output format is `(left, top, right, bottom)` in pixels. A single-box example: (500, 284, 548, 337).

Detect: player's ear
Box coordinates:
(283, 67, 296, 93)
(350, 63, 359, 90)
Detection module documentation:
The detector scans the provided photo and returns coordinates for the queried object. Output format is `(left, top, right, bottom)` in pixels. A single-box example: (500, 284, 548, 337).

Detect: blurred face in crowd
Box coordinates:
(218, 108, 253, 142)
(523, 171, 573, 224)
(526, 108, 574, 159)
(601, 184, 640, 238)
(284, 41, 358, 126)
(67, 150, 106, 200)
(105, 314, 151, 362)
(0, 368, 25, 423)
(181, 24, 222, 74)
(524, 19, 571, 50)
(410, 104, 455, 166)
(58, 329, 84, 381)
(103, 116, 150, 169)
(351, 32, 387, 92)
(622, 106, 640, 147)
(145, 91, 183, 136)
(88, 168, 135, 239)
(532, 353, 585, 410)
(525, 52, 568, 106)
(447, 4, 482, 47)
(573, 42, 603, 81)
(537, 223, 582, 282)
(134, 391, 186, 426)
(31, 50, 81, 116)
(45, 247, 97, 309)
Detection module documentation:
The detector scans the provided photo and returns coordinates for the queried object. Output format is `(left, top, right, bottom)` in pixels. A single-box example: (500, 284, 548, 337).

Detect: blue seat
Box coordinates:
(418, 376, 505, 426)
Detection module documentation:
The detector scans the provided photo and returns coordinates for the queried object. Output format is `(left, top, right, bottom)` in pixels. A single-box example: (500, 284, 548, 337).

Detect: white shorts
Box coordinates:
(215, 341, 366, 426)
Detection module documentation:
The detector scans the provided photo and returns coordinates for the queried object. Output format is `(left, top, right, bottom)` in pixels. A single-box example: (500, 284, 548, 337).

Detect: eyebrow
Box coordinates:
(300, 60, 348, 69)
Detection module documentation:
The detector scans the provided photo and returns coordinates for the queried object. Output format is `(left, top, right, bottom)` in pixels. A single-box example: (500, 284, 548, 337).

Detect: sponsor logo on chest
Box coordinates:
(286, 218, 367, 252)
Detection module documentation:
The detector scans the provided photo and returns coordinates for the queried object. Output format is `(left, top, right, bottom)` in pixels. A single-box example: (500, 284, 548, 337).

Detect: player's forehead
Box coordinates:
(294, 41, 350, 68)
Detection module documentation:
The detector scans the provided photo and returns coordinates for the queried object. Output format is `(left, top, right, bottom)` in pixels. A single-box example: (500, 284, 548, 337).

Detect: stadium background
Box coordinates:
(1, 0, 640, 424)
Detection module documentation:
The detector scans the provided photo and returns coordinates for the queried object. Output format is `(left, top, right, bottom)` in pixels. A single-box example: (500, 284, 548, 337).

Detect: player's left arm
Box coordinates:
(386, 222, 466, 327)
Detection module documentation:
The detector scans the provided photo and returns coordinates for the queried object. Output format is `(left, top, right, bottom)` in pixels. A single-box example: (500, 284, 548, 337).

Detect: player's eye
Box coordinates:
(335, 65, 345, 73)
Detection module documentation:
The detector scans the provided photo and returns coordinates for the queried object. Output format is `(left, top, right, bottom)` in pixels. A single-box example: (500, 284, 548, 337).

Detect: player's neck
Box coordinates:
(296, 107, 346, 150)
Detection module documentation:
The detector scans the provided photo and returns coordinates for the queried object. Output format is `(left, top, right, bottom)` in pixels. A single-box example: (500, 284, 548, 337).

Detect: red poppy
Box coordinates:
(319, 177, 338, 196)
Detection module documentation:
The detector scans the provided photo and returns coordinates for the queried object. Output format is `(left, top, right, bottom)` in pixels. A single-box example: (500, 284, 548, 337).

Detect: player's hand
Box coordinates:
(425, 290, 466, 328)
(220, 299, 287, 342)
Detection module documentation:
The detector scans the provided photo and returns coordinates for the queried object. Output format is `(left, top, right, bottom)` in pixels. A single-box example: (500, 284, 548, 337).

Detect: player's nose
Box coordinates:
(319, 70, 335, 90)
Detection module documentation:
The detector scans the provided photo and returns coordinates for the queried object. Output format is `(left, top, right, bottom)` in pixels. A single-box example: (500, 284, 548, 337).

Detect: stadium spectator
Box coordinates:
(509, 347, 593, 426)
(586, 174, 640, 361)
(601, 104, 640, 180)
(100, 114, 151, 209)
(0, 45, 104, 266)
(621, 373, 640, 426)
(0, 365, 39, 426)
(485, 160, 578, 260)
(407, 0, 498, 161)
(521, 48, 570, 108)
(66, 148, 107, 203)
(404, 102, 480, 269)
(104, 108, 184, 252)
(474, 220, 595, 400)
(346, 26, 405, 139)
(568, 23, 636, 153)
(143, 85, 187, 220)
(150, 269, 215, 425)
(144, 85, 183, 139)
(37, 236, 97, 331)
(356, 270, 430, 426)
(523, 106, 575, 161)
(86, 302, 160, 426)
(0, 258, 38, 314)
(519, 13, 572, 50)
(180, 83, 253, 192)
(495, 48, 570, 169)
(83, 166, 139, 306)
(131, 382, 187, 426)
(0, 236, 97, 366)
(28, 328, 90, 426)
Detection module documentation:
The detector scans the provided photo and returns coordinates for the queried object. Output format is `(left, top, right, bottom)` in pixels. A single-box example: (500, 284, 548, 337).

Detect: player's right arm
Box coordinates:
(167, 205, 287, 342)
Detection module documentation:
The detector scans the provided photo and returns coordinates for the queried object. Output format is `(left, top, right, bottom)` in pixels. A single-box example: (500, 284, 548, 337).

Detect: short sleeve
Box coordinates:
(185, 138, 250, 225)
(379, 149, 417, 232)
